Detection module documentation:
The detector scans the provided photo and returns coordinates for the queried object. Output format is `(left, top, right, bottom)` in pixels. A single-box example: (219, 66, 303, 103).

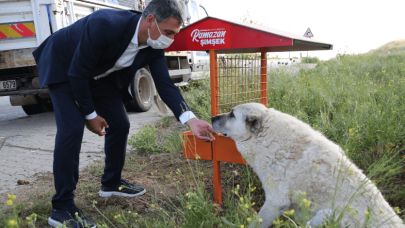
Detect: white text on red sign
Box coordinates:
(191, 28, 227, 47)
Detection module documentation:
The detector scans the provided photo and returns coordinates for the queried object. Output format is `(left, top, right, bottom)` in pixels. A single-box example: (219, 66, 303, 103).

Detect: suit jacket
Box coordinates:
(33, 9, 189, 120)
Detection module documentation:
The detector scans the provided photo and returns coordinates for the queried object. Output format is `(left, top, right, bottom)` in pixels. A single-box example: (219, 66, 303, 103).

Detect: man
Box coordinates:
(33, 0, 216, 227)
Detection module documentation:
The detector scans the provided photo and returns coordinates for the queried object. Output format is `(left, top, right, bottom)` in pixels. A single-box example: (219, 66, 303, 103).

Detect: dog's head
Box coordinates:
(211, 103, 267, 139)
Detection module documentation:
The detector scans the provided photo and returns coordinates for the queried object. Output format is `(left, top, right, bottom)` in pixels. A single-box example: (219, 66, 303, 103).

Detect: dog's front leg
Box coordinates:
(249, 199, 290, 228)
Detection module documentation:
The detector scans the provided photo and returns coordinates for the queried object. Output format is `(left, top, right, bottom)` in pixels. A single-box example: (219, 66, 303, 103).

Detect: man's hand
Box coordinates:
(85, 115, 109, 136)
(186, 118, 217, 142)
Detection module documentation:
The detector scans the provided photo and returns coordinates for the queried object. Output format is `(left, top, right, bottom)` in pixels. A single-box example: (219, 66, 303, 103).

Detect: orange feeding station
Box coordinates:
(165, 17, 333, 205)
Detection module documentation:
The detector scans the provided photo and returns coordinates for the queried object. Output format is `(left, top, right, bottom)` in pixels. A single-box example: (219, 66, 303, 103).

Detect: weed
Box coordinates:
(301, 57, 320, 63)
(161, 117, 171, 128)
(128, 124, 165, 154)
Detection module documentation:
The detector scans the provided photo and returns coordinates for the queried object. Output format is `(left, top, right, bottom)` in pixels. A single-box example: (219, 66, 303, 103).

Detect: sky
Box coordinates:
(197, 0, 405, 60)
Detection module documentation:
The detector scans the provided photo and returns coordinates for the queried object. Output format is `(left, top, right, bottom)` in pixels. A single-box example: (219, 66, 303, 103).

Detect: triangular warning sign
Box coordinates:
(303, 28, 314, 38)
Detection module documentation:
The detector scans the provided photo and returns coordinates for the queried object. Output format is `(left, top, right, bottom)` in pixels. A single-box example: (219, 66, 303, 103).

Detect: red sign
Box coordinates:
(166, 17, 295, 52)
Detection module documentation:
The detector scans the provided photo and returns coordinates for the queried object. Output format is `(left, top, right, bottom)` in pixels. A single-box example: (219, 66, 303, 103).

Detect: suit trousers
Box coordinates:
(48, 77, 130, 209)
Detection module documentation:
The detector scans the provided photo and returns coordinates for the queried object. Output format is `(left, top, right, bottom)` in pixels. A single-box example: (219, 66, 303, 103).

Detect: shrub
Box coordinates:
(301, 57, 320, 63)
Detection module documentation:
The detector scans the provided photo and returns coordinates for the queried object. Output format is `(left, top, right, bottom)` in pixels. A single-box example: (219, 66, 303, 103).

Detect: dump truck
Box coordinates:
(0, 0, 209, 115)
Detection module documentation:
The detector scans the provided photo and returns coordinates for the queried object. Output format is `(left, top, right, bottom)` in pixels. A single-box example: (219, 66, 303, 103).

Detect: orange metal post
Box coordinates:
(210, 49, 218, 116)
(261, 50, 268, 106)
(213, 147, 222, 204)
(210, 49, 222, 204)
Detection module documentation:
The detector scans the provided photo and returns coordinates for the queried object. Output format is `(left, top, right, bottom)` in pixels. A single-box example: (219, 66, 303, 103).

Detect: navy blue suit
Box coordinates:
(32, 9, 190, 209)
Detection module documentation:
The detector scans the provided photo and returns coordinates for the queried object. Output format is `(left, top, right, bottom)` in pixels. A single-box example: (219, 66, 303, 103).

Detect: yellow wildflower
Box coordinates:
(114, 215, 117, 219)
(7, 200, 13, 206)
(128, 211, 131, 214)
(302, 199, 311, 207)
(119, 187, 123, 191)
(259, 218, 263, 223)
(8, 220, 16, 226)
(394, 207, 400, 214)
(379, 208, 384, 213)
(247, 217, 251, 222)
(245, 204, 248, 208)
(284, 209, 295, 216)
(289, 209, 295, 215)
(8, 194, 16, 200)
(252, 202, 256, 206)
(240, 197, 243, 202)
(237, 184, 240, 190)
(364, 210, 369, 215)
(240, 225, 244, 228)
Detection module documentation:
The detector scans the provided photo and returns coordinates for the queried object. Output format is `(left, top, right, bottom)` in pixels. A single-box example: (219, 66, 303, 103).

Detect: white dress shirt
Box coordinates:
(85, 19, 195, 125)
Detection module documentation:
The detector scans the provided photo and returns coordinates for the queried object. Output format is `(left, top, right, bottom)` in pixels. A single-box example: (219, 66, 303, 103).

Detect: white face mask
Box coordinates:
(147, 19, 174, 49)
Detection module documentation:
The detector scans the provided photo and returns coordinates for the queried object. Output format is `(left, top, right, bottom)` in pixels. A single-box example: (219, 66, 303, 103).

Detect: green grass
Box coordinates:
(128, 49, 405, 226)
(267, 49, 405, 209)
(301, 56, 320, 63)
(2, 49, 405, 227)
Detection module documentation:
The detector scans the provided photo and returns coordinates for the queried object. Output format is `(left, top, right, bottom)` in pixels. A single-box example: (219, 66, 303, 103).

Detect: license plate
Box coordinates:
(0, 80, 17, 90)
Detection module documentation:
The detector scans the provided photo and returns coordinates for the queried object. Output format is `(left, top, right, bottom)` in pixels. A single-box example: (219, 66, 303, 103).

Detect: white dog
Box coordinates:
(211, 103, 404, 228)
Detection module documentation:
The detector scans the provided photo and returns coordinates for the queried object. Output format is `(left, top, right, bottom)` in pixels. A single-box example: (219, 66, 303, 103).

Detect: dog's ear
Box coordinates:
(246, 112, 261, 131)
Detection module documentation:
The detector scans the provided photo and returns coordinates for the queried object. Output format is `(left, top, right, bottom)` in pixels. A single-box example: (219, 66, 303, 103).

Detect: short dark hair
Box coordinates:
(142, 0, 184, 25)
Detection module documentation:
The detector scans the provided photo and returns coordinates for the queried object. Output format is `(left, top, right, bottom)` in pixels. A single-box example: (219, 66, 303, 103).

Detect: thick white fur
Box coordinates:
(212, 103, 404, 228)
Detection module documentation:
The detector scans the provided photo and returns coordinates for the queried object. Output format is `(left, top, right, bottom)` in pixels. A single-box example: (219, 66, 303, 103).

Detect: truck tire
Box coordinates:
(125, 68, 154, 112)
(21, 96, 53, 115)
(22, 104, 45, 115)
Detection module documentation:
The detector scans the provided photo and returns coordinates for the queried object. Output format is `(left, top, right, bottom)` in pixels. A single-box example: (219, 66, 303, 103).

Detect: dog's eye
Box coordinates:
(230, 110, 235, 118)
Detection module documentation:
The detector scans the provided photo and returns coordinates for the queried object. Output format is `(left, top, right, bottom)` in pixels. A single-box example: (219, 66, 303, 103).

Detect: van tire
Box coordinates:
(125, 68, 154, 112)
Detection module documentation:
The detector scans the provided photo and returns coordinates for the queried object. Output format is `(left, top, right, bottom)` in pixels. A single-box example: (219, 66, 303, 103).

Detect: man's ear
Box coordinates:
(146, 14, 155, 28)
(246, 112, 261, 130)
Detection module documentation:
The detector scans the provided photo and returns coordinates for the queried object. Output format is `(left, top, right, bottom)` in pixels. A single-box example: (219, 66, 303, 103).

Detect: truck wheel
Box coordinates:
(21, 96, 53, 115)
(22, 104, 45, 115)
(125, 68, 154, 112)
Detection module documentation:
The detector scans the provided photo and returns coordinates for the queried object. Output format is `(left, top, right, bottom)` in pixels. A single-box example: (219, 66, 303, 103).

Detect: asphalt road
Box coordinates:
(0, 96, 169, 194)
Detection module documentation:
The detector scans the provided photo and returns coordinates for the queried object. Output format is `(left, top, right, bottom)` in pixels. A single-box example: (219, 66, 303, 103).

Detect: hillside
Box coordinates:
(368, 39, 405, 54)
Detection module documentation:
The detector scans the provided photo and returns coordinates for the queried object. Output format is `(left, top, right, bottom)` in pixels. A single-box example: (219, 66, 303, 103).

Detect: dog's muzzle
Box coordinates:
(211, 115, 228, 136)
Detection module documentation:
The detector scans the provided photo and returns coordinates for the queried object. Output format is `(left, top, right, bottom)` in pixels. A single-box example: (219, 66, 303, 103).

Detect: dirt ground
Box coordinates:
(0, 117, 265, 227)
